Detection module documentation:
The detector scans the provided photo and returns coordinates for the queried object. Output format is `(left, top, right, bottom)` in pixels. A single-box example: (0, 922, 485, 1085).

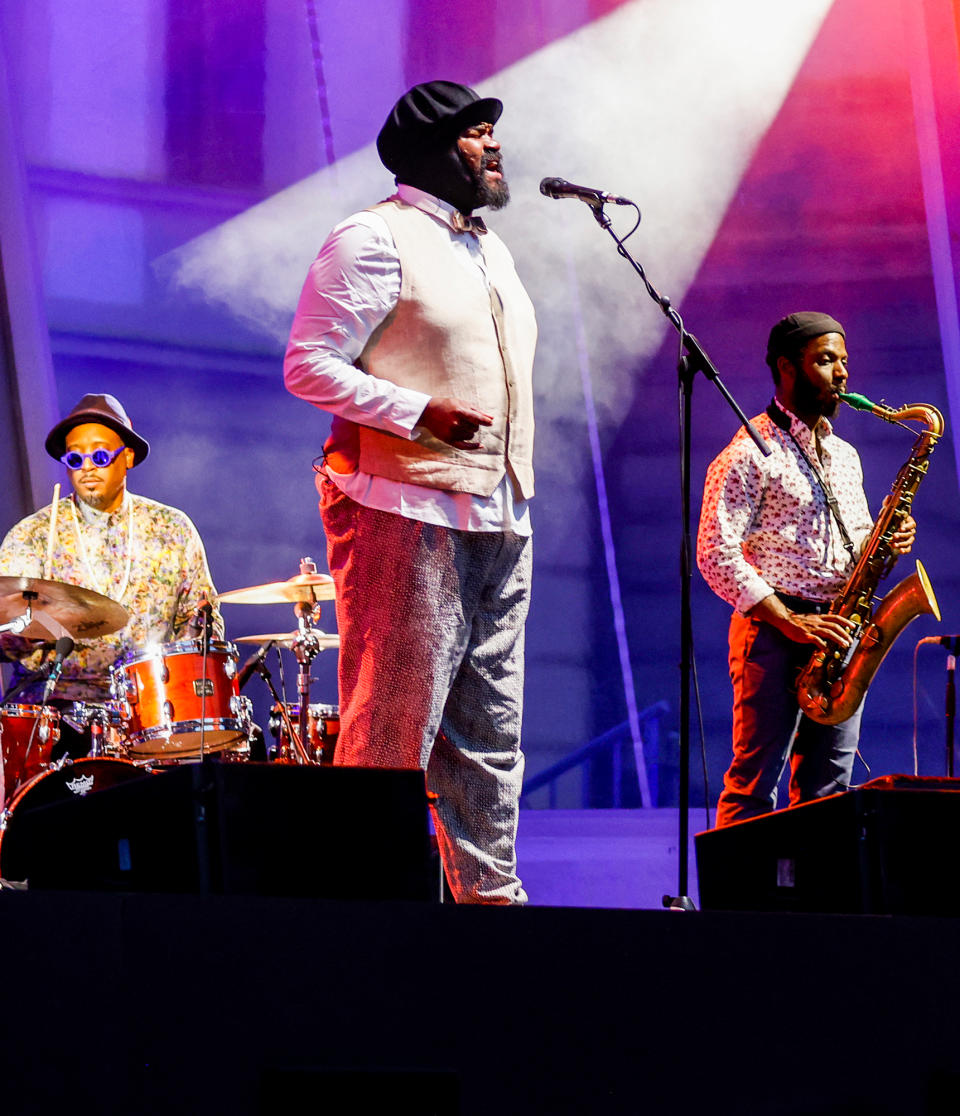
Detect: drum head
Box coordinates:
(0, 758, 146, 882)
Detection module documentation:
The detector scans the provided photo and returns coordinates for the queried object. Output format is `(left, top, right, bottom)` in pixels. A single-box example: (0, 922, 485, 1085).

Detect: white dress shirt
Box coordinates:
(284, 184, 531, 536)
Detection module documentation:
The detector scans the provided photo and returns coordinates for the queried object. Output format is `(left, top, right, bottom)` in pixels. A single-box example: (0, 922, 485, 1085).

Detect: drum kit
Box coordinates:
(0, 557, 340, 879)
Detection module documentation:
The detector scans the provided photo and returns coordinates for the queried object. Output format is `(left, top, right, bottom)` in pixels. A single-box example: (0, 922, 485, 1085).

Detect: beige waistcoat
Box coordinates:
(327, 197, 537, 499)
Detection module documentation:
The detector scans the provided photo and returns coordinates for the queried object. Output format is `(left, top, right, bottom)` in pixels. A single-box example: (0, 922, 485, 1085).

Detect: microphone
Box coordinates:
(919, 635, 960, 654)
(539, 177, 633, 208)
(237, 641, 276, 692)
(42, 636, 75, 701)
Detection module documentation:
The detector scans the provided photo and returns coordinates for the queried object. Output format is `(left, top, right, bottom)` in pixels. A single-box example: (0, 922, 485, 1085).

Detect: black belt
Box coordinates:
(774, 591, 832, 615)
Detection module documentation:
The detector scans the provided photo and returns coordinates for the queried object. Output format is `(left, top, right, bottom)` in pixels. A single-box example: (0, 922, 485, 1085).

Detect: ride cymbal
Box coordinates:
(0, 575, 129, 640)
(234, 629, 340, 651)
(218, 572, 336, 605)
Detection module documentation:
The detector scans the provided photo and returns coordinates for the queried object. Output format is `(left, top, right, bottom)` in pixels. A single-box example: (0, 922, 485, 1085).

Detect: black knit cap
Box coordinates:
(766, 312, 845, 369)
(376, 80, 503, 177)
(45, 393, 150, 466)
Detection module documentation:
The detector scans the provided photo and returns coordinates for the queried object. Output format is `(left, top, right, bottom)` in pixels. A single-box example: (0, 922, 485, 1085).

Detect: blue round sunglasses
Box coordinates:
(60, 445, 126, 470)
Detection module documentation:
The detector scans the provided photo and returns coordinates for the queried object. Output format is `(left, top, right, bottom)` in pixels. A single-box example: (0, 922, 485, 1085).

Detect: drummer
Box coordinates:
(0, 393, 223, 708)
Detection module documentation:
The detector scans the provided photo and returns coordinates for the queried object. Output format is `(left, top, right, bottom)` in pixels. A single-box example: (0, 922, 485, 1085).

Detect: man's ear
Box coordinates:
(124, 447, 136, 469)
(776, 354, 796, 387)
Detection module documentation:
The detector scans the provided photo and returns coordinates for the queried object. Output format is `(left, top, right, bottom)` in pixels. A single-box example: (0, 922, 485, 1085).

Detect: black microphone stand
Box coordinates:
(946, 639, 957, 778)
(584, 201, 770, 907)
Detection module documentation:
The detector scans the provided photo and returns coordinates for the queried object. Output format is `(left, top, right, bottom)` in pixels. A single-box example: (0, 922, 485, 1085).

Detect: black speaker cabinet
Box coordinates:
(8, 761, 433, 901)
(696, 776, 960, 916)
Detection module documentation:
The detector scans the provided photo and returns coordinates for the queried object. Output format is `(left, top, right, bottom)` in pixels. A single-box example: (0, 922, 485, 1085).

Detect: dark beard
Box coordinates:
(75, 486, 114, 512)
(793, 368, 837, 419)
(464, 151, 510, 210)
(397, 144, 510, 214)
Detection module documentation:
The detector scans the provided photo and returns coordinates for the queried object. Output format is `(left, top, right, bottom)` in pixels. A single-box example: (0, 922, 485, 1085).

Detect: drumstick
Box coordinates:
(44, 483, 60, 578)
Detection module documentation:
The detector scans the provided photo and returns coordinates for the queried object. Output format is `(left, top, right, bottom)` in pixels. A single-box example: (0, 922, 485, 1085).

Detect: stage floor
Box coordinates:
(517, 807, 702, 909)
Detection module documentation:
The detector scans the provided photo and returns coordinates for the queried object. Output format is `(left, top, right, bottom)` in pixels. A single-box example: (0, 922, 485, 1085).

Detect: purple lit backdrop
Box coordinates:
(1, 0, 958, 818)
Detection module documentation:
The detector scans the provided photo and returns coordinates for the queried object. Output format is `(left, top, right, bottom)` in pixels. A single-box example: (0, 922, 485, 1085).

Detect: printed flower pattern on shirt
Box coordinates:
(697, 405, 874, 614)
(0, 492, 222, 702)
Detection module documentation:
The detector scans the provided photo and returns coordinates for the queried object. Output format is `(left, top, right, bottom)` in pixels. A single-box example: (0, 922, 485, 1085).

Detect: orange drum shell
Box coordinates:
(1, 705, 60, 804)
(117, 641, 245, 757)
(269, 702, 339, 765)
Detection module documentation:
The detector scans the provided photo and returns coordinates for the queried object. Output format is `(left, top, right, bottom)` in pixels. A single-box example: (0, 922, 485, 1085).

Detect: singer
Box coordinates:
(697, 314, 917, 827)
(0, 393, 222, 709)
(285, 80, 537, 904)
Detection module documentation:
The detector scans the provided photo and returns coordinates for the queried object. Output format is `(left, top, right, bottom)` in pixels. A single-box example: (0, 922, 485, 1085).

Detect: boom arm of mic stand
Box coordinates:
(251, 657, 312, 765)
(588, 203, 770, 456)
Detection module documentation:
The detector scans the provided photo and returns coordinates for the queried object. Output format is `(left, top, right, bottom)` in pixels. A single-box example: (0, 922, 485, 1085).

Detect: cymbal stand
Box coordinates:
(290, 601, 322, 764)
(0, 590, 35, 636)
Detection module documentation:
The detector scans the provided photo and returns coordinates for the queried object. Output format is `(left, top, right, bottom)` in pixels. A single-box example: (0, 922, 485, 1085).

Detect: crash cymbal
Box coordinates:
(218, 572, 336, 606)
(0, 575, 129, 640)
(234, 630, 340, 651)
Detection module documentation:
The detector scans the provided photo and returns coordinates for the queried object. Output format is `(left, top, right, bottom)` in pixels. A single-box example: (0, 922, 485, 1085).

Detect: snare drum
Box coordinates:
(268, 702, 339, 765)
(113, 640, 252, 758)
(0, 757, 145, 882)
(0, 704, 61, 803)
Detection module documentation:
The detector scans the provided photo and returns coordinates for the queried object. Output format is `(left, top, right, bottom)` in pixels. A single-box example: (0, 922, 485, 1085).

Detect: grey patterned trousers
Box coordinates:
(320, 478, 531, 904)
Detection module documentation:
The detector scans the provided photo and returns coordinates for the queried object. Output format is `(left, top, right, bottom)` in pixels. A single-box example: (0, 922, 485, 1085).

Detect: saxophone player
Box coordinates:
(697, 312, 917, 828)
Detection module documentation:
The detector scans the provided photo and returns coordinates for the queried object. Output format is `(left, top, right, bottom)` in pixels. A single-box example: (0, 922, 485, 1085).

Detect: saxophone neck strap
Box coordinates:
(766, 400, 857, 561)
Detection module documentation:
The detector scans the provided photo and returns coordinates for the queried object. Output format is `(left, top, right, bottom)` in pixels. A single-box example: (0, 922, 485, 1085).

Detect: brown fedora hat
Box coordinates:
(45, 393, 150, 466)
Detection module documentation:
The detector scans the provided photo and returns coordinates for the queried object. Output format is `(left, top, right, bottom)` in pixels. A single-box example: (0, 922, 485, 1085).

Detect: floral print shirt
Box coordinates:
(697, 402, 874, 614)
(0, 490, 223, 702)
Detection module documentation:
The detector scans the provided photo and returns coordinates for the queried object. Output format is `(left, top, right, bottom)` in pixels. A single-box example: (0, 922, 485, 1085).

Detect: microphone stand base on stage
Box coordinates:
(576, 194, 771, 907)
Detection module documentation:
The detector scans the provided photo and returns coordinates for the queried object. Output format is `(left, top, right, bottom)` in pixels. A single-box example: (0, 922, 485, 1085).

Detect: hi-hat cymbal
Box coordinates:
(234, 630, 340, 651)
(0, 575, 129, 640)
(218, 572, 336, 605)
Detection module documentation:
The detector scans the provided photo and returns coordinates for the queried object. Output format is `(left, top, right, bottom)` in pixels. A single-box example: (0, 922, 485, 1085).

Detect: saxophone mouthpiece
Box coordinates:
(838, 391, 877, 412)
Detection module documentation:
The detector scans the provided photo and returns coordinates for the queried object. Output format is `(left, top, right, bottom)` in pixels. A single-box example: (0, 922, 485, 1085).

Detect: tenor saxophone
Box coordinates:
(795, 392, 944, 725)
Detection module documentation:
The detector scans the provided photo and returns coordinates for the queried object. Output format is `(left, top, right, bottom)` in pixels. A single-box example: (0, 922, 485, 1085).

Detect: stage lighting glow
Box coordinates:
(164, 0, 834, 452)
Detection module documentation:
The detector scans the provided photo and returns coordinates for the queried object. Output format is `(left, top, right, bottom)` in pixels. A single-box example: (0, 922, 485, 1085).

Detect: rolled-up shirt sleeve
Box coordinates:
(697, 446, 776, 615)
(283, 214, 430, 437)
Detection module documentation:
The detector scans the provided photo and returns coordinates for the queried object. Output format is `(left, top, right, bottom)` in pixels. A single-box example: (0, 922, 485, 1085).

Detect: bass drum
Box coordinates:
(0, 757, 145, 883)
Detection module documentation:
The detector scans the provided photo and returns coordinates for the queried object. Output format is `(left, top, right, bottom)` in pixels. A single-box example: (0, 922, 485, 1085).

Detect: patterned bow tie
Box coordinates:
(450, 212, 488, 237)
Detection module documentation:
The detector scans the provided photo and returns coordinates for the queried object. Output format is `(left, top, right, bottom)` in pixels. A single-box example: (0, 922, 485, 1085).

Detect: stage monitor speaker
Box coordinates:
(11, 761, 433, 901)
(695, 775, 960, 916)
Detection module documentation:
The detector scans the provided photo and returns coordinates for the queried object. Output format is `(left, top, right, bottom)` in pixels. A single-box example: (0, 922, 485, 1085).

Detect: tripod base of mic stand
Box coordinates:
(662, 894, 697, 911)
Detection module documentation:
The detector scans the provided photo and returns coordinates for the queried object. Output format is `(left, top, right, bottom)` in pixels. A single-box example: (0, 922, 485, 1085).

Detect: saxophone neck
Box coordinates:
(839, 393, 944, 437)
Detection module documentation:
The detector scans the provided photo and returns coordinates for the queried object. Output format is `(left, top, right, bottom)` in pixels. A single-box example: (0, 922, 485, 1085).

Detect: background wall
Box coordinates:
(0, 0, 957, 808)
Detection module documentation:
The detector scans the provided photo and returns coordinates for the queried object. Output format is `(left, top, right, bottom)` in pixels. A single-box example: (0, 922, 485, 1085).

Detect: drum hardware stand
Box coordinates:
(248, 648, 312, 764)
(583, 197, 771, 908)
(0, 590, 36, 636)
(193, 600, 215, 762)
(291, 602, 323, 765)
